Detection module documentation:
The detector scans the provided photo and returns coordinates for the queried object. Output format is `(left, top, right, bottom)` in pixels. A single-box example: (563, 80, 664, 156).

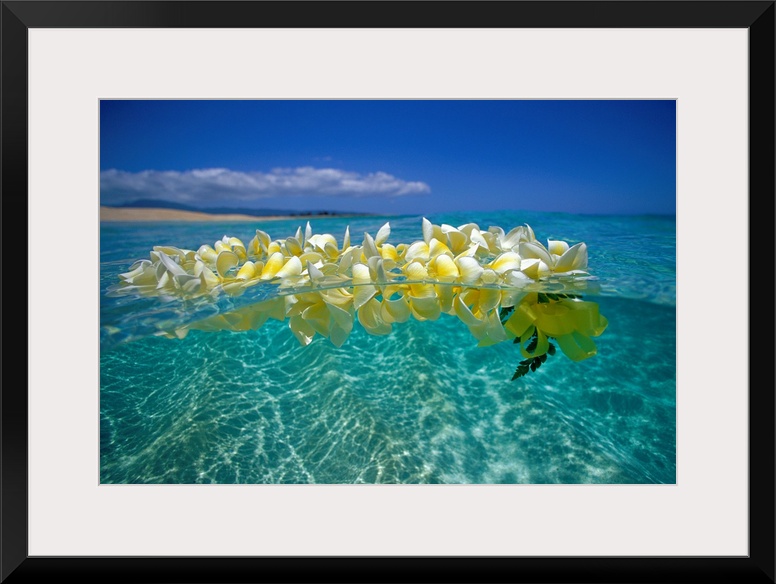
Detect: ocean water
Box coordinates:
(100, 211, 676, 484)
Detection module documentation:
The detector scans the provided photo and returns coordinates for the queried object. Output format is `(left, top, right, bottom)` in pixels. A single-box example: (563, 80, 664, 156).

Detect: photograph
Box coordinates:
(99, 99, 677, 485)
(7, 0, 772, 581)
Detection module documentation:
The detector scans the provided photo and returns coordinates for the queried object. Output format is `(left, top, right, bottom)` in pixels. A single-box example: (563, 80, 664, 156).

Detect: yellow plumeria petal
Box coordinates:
(326, 302, 354, 333)
(520, 328, 550, 358)
(358, 298, 392, 335)
(547, 239, 570, 256)
(433, 254, 459, 279)
(409, 294, 441, 321)
(236, 261, 256, 280)
(435, 284, 455, 313)
(275, 256, 303, 279)
(289, 314, 315, 346)
(302, 302, 331, 337)
(320, 287, 354, 307)
(353, 284, 377, 311)
(480, 269, 498, 284)
(380, 243, 398, 261)
(477, 287, 501, 313)
(286, 237, 303, 256)
(381, 294, 411, 323)
(428, 238, 452, 258)
(404, 260, 428, 281)
(555, 331, 598, 361)
(260, 252, 285, 280)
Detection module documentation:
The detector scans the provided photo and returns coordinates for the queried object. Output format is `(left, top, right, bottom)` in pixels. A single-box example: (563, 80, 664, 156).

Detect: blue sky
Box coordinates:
(100, 100, 675, 215)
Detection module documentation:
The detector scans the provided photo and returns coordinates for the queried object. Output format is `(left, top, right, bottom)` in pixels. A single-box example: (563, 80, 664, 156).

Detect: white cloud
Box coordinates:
(100, 167, 431, 205)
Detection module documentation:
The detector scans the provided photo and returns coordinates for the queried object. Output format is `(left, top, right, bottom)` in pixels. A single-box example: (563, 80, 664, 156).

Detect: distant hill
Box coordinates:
(107, 199, 368, 217)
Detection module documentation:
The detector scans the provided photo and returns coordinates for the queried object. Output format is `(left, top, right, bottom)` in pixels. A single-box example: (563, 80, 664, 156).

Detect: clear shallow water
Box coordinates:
(100, 211, 676, 484)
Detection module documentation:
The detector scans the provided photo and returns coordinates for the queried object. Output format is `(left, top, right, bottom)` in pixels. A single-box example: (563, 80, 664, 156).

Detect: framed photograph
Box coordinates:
(5, 1, 774, 582)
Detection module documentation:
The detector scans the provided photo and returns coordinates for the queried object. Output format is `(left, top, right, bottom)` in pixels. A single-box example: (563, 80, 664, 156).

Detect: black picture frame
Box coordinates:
(2, 1, 774, 582)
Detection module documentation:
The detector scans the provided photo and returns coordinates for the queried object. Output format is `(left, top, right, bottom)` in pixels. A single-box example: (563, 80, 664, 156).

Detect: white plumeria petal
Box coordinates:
(375, 222, 391, 246)
(519, 241, 555, 267)
(306, 261, 324, 282)
(480, 269, 498, 284)
(505, 270, 532, 286)
(305, 221, 313, 244)
(553, 242, 588, 272)
(456, 256, 484, 284)
(215, 250, 240, 278)
(362, 232, 380, 259)
(445, 228, 469, 253)
(404, 241, 430, 262)
(422, 217, 434, 244)
(490, 252, 522, 274)
(337, 250, 354, 275)
(156, 251, 187, 278)
(352, 262, 371, 284)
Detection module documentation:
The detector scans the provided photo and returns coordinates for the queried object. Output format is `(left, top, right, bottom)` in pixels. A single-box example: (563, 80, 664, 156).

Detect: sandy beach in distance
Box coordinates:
(100, 206, 327, 222)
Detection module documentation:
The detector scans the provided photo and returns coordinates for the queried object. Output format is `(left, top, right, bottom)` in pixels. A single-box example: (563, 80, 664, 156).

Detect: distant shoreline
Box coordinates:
(100, 206, 372, 223)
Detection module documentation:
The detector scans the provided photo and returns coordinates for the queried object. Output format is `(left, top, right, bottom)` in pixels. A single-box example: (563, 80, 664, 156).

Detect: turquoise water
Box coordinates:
(100, 211, 676, 484)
